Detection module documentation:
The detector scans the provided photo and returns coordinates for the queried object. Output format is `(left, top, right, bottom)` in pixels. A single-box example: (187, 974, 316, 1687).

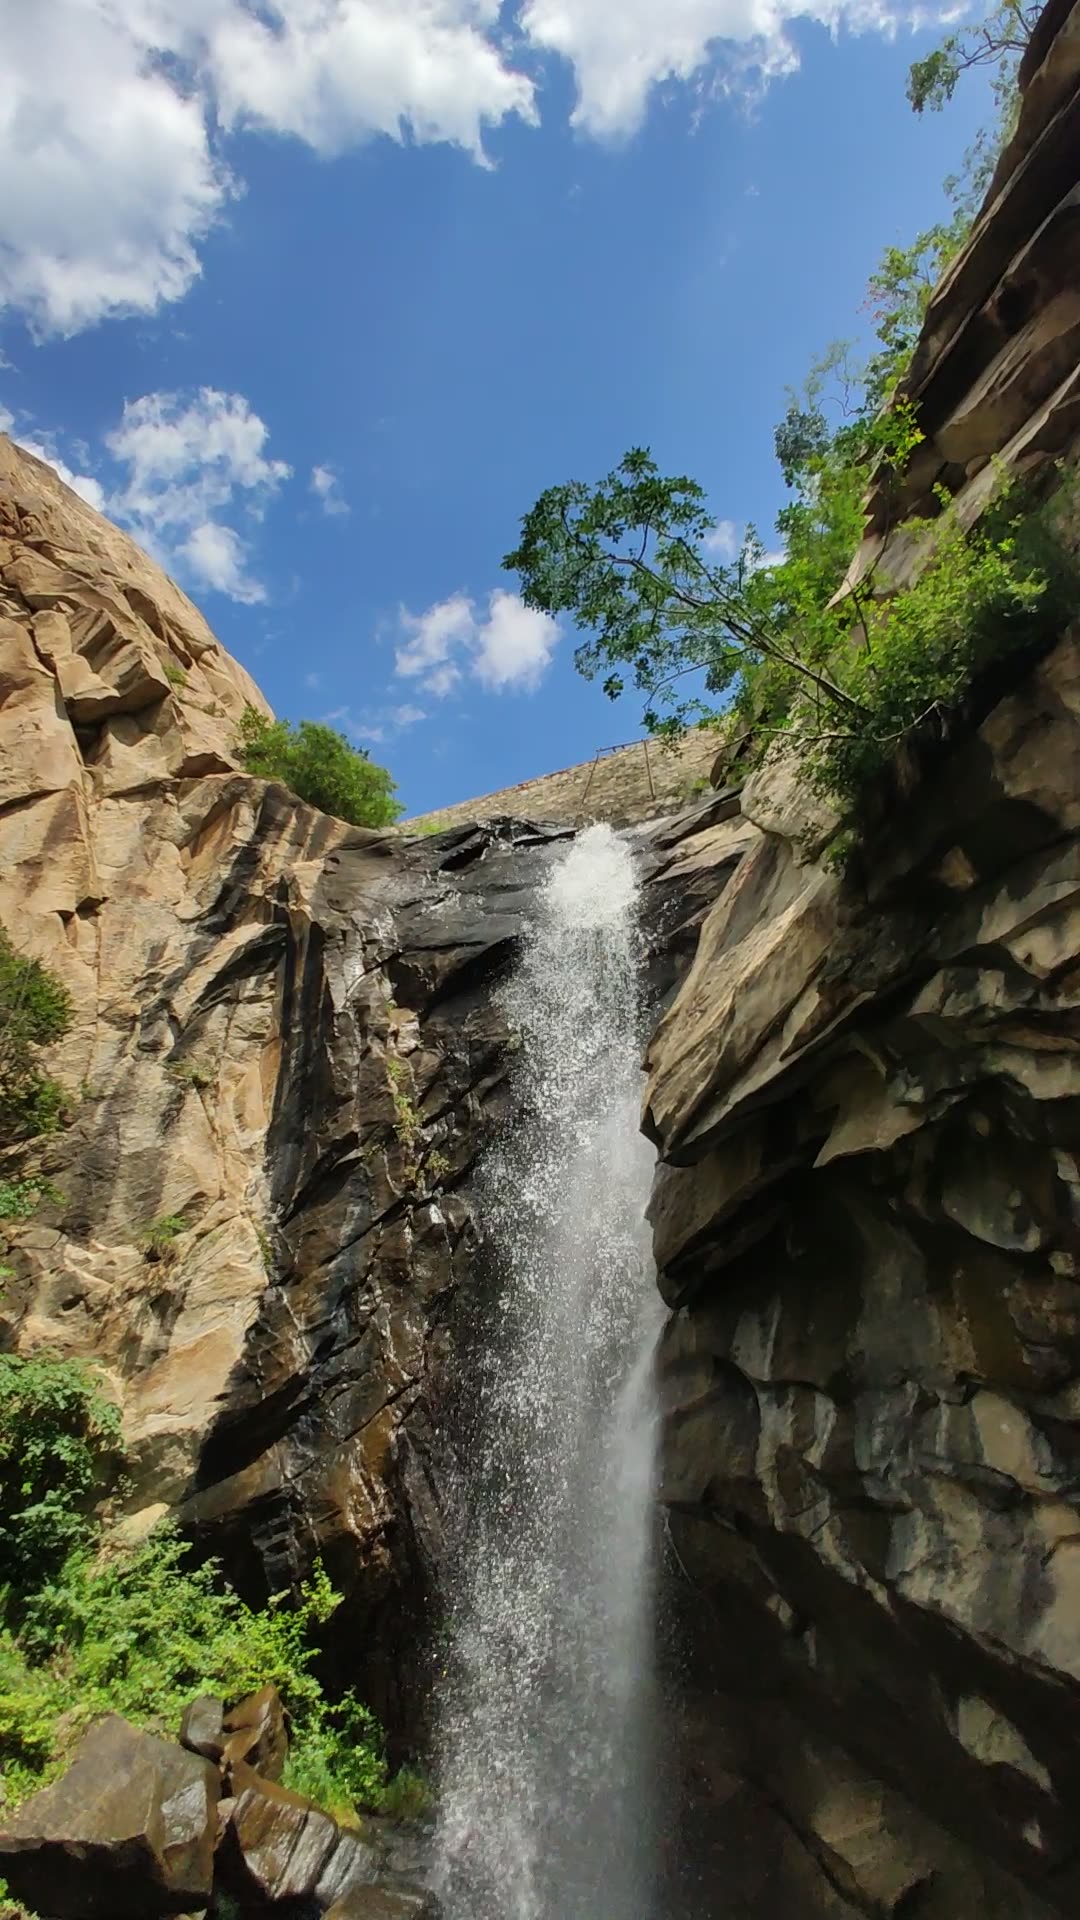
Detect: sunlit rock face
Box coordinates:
(0, 431, 729, 1742)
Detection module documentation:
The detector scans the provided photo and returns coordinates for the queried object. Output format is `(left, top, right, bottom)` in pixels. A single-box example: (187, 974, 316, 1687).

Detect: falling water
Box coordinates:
(436, 823, 662, 1920)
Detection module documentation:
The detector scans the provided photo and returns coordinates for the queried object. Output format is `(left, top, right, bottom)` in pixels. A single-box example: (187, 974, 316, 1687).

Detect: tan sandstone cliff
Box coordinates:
(0, 446, 721, 1738)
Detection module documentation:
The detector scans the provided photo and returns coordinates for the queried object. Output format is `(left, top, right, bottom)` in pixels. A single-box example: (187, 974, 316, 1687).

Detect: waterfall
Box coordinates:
(435, 823, 662, 1920)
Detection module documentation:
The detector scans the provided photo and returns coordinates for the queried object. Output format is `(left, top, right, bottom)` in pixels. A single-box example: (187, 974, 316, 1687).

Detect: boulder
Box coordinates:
(0, 1715, 218, 1918)
(221, 1686, 288, 1782)
(179, 1697, 225, 1765)
(217, 1763, 381, 1910)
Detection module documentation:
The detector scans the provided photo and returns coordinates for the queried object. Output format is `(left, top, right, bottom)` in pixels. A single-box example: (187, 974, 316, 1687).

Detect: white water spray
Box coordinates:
(435, 824, 662, 1920)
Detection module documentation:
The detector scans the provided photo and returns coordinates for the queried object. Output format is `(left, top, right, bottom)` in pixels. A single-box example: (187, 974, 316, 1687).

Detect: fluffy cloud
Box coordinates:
(521, 0, 896, 136)
(1, 0, 913, 338)
(0, 0, 534, 337)
(0, 0, 229, 338)
(178, 522, 266, 604)
(2, 385, 290, 603)
(310, 464, 349, 517)
(105, 388, 291, 601)
(395, 589, 559, 697)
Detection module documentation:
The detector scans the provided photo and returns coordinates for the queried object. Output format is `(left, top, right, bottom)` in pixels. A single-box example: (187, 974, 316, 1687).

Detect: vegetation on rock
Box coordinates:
(0, 932, 71, 1147)
(505, 7, 1075, 832)
(237, 708, 403, 828)
(0, 1357, 419, 1824)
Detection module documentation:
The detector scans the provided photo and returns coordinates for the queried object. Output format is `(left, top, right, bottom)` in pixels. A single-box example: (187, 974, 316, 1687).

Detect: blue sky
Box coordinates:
(1, 1, 991, 816)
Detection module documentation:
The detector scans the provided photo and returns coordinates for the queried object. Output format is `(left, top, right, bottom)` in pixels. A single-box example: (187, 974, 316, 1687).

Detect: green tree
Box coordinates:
(237, 709, 403, 828)
(505, 440, 1072, 824)
(907, 0, 1039, 115)
(0, 931, 71, 1145)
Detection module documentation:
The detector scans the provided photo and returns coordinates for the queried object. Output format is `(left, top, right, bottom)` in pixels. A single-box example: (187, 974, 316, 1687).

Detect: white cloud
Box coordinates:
(0, 0, 535, 337)
(104, 388, 290, 602)
(520, 0, 898, 136)
(0, 0, 229, 338)
(208, 0, 536, 163)
(310, 464, 349, 517)
(703, 517, 738, 560)
(1, 0, 917, 338)
(395, 589, 559, 697)
(179, 521, 266, 603)
(471, 589, 561, 691)
(323, 701, 426, 744)
(2, 384, 288, 602)
(395, 592, 475, 697)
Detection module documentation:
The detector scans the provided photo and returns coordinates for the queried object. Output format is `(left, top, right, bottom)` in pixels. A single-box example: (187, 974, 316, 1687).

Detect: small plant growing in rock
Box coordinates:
(425, 1149, 450, 1184)
(385, 1056, 421, 1154)
(136, 1215, 188, 1262)
(163, 661, 187, 688)
(167, 1059, 214, 1091)
(377, 1764, 431, 1823)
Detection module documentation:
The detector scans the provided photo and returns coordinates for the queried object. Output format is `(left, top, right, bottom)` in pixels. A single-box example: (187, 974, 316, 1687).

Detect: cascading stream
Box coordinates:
(435, 823, 662, 1920)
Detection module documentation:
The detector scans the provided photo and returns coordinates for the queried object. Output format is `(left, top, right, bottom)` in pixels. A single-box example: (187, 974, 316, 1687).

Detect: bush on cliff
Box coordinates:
(0, 1357, 414, 1823)
(0, 931, 70, 1147)
(237, 708, 403, 828)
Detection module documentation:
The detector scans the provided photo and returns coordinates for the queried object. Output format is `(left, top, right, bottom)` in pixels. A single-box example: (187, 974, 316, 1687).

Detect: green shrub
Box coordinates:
(0, 1179, 61, 1225)
(0, 1532, 393, 1820)
(0, 1357, 124, 1619)
(0, 1358, 412, 1828)
(136, 1214, 188, 1261)
(807, 484, 1074, 812)
(237, 709, 403, 829)
(0, 932, 71, 1147)
(167, 1059, 214, 1091)
(378, 1765, 431, 1823)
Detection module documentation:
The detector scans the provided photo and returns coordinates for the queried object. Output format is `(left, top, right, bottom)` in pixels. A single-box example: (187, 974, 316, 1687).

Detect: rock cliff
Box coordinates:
(3, 0, 1080, 1905)
(646, 2, 1080, 1910)
(0, 441, 725, 1740)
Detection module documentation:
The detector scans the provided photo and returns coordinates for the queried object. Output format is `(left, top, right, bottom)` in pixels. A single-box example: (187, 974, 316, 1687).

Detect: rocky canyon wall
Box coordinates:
(0, 440, 731, 1739)
(646, 3, 1080, 1910)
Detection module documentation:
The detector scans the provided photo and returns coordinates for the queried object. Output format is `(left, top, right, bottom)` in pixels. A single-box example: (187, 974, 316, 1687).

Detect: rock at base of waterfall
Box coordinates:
(221, 1685, 289, 1782)
(216, 1762, 381, 1908)
(179, 1696, 226, 1764)
(0, 1715, 219, 1918)
(325, 1889, 439, 1919)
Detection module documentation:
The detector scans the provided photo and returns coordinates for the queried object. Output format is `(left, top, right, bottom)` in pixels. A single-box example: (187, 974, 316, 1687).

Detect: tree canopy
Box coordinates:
(502, 0, 1073, 833)
(237, 709, 403, 828)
